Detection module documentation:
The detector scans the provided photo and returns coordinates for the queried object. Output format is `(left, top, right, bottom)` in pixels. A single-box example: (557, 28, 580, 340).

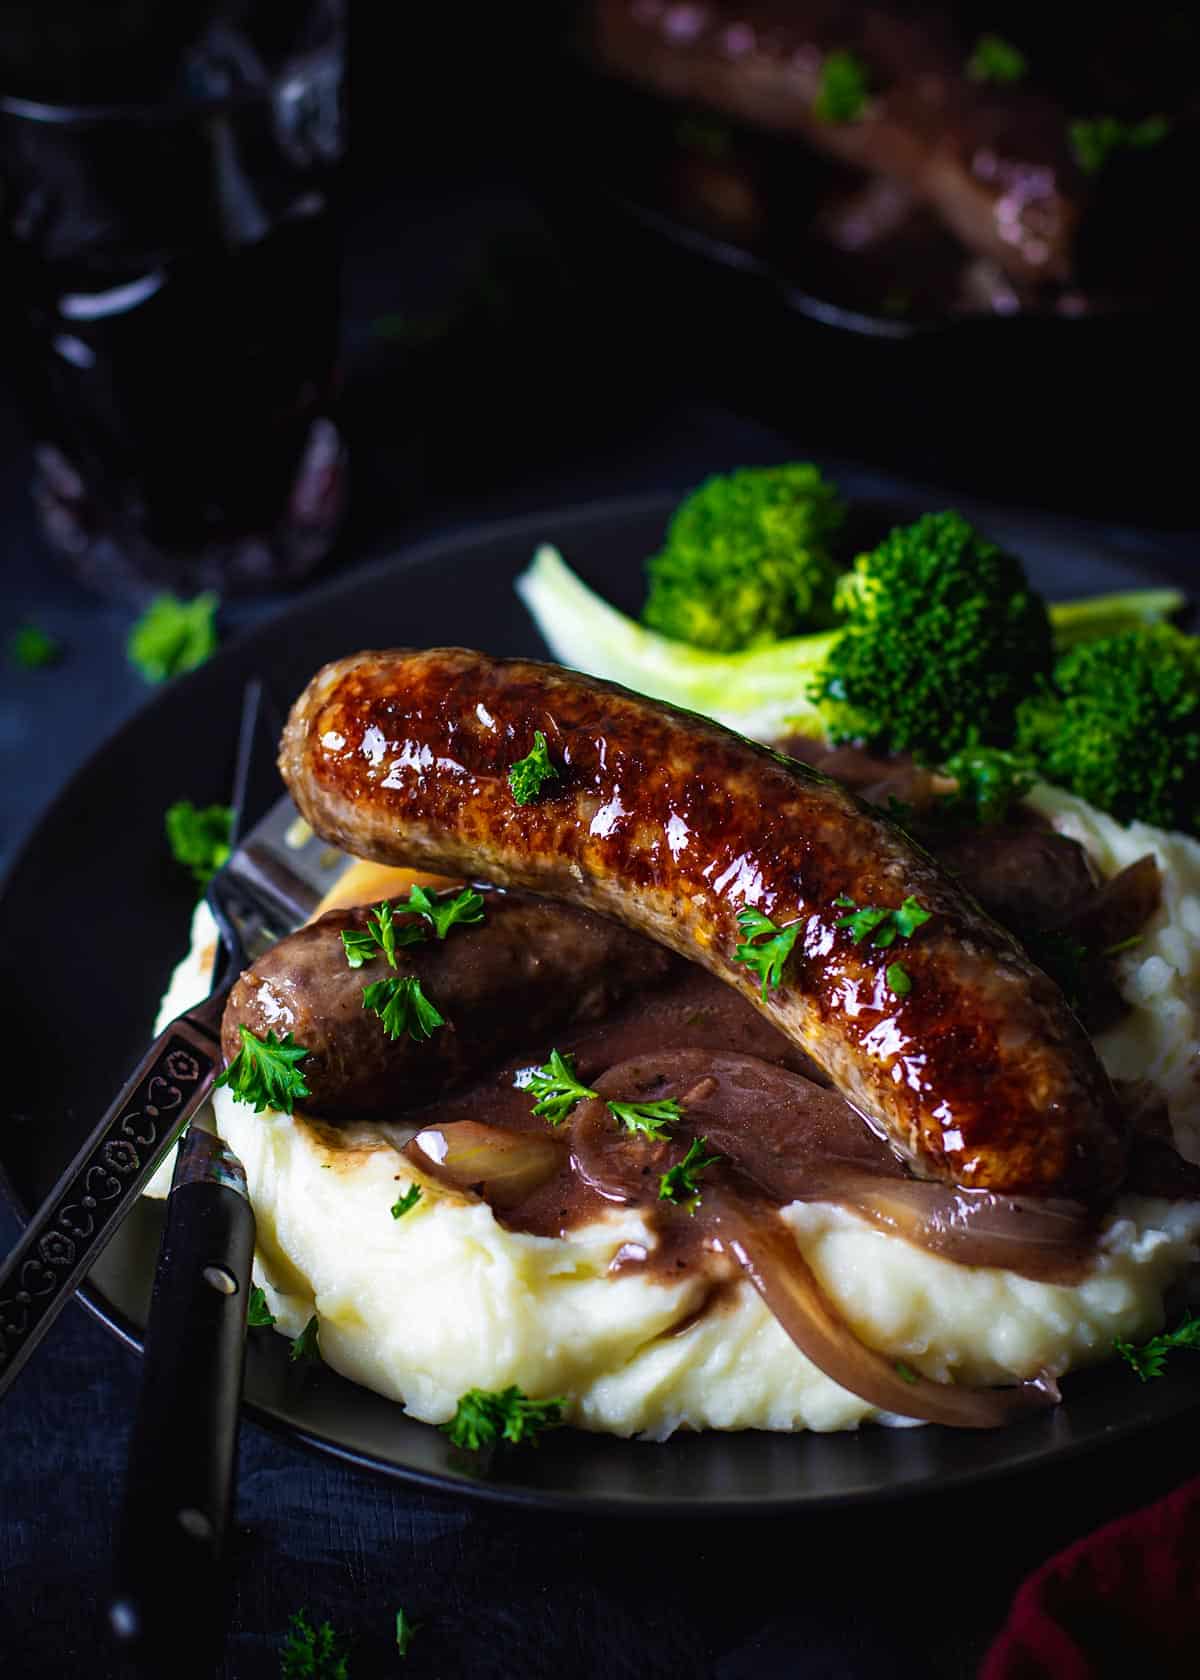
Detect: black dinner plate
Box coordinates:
(3, 484, 1198, 1514)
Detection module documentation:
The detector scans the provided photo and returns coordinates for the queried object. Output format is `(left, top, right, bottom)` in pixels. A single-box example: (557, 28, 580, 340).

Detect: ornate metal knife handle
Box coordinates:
(0, 996, 226, 1400)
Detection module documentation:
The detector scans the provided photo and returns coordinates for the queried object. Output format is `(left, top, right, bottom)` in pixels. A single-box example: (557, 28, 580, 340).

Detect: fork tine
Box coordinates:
(206, 679, 287, 990)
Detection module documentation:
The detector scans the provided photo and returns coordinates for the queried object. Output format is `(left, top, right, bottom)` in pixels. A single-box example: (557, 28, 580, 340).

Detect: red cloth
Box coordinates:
(981, 1472, 1200, 1679)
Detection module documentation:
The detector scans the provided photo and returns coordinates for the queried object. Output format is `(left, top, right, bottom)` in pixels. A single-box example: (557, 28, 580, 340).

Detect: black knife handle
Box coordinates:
(110, 1131, 256, 1674)
(0, 1006, 224, 1401)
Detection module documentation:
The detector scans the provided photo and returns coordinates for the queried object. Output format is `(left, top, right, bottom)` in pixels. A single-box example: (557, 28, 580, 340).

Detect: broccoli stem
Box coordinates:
(517, 545, 834, 739)
(516, 546, 1183, 745)
(1049, 589, 1185, 650)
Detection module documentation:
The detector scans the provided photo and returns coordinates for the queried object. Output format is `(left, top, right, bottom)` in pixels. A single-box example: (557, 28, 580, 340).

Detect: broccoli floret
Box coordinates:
(641, 464, 845, 652)
(809, 512, 1054, 760)
(517, 543, 1182, 749)
(936, 745, 1037, 826)
(1015, 625, 1200, 833)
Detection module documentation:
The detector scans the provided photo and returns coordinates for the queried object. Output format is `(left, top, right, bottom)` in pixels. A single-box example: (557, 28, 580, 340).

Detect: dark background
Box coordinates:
(3, 5, 1200, 1676)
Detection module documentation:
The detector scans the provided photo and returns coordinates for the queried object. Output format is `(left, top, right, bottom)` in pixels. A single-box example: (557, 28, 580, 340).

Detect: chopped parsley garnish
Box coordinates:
(885, 962, 912, 998)
(390, 1184, 423, 1220)
(658, 1136, 723, 1213)
(395, 1608, 420, 1659)
(340, 899, 423, 969)
(289, 1315, 320, 1365)
(344, 888, 485, 968)
(894, 1360, 919, 1384)
(834, 894, 931, 949)
(508, 730, 559, 804)
(606, 1098, 682, 1140)
(813, 49, 869, 124)
(279, 1609, 347, 1679)
(966, 33, 1027, 85)
(127, 591, 218, 683)
(733, 907, 802, 1000)
(362, 975, 445, 1042)
(216, 1026, 311, 1115)
(1069, 114, 1170, 175)
(406, 882, 486, 939)
(341, 926, 385, 968)
(165, 799, 233, 888)
(518, 1049, 599, 1126)
(7, 623, 62, 669)
(247, 1285, 277, 1328)
(1115, 1313, 1200, 1382)
(442, 1385, 566, 1451)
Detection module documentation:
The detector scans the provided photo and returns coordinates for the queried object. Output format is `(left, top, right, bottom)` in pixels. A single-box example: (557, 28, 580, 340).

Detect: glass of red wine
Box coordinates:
(0, 1, 347, 598)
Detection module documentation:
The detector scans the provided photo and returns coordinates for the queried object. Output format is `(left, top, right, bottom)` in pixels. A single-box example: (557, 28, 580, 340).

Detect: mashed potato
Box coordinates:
(148, 783, 1200, 1437)
(1029, 784, 1200, 1162)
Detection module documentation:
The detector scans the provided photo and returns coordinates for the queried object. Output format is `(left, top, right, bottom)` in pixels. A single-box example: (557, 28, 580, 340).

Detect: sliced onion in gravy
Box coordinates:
(828, 1174, 1095, 1284)
(709, 1192, 1060, 1429)
(405, 1120, 566, 1209)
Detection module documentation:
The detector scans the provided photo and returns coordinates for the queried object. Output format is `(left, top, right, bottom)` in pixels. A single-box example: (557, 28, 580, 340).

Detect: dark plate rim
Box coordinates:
(3, 485, 1196, 1516)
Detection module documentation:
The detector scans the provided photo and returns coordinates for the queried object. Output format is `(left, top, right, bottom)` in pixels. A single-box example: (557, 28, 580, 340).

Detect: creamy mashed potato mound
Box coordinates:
(150, 783, 1200, 1437)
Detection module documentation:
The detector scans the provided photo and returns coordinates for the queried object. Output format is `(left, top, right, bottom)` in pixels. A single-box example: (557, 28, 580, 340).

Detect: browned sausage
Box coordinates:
(278, 648, 1126, 1200)
(222, 888, 674, 1119)
(591, 0, 1081, 289)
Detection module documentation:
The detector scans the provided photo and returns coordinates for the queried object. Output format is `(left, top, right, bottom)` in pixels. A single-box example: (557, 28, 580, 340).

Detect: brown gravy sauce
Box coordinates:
(394, 964, 1097, 1312)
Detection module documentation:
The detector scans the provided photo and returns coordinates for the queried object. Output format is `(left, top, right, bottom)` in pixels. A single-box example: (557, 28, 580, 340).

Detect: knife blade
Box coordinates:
(108, 1127, 256, 1672)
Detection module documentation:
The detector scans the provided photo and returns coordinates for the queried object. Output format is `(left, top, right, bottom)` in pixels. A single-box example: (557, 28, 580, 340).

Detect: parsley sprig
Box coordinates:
(279, 1609, 348, 1680)
(341, 899, 423, 968)
(607, 1098, 682, 1141)
(289, 1315, 320, 1365)
(247, 1285, 277, 1328)
(342, 888, 486, 968)
(127, 591, 218, 683)
(833, 895, 928, 998)
(8, 623, 62, 669)
(216, 1026, 311, 1114)
(391, 1184, 423, 1219)
(813, 49, 869, 124)
(342, 890, 481, 1049)
(517, 1050, 599, 1126)
(966, 33, 1026, 85)
(407, 882, 485, 939)
(1069, 114, 1169, 175)
(442, 1385, 566, 1451)
(341, 898, 452, 1042)
(733, 907, 802, 1000)
(833, 893, 931, 948)
(165, 799, 233, 888)
(508, 730, 559, 805)
(658, 1136, 723, 1213)
(362, 975, 445, 1042)
(885, 962, 912, 997)
(1115, 1313, 1200, 1382)
(395, 1608, 420, 1659)
(519, 1053, 686, 1137)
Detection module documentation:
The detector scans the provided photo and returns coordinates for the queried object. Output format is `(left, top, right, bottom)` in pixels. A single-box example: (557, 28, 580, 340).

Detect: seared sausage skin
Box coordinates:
(222, 888, 674, 1119)
(279, 649, 1125, 1199)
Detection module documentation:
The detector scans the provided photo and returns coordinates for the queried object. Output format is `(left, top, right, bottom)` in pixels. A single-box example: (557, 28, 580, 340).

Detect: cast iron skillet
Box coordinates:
(2, 486, 1197, 1514)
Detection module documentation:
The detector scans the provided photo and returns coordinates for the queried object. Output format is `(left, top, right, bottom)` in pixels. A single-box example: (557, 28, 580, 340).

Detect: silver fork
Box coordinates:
(0, 682, 350, 1403)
